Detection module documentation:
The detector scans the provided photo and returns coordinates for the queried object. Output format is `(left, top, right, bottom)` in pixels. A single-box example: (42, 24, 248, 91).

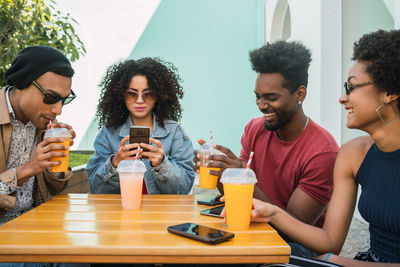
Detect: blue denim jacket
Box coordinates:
(87, 116, 195, 194)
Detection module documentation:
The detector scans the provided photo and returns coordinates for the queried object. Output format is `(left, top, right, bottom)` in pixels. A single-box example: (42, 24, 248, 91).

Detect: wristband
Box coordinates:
(325, 252, 334, 262)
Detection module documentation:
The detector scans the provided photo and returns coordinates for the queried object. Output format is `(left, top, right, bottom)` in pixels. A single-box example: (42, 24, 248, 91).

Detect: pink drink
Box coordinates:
(119, 173, 144, 209)
(117, 160, 146, 210)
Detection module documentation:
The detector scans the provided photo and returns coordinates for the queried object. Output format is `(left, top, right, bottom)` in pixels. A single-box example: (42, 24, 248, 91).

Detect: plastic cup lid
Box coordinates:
(220, 168, 257, 184)
(43, 127, 72, 138)
(117, 160, 146, 173)
(200, 143, 213, 153)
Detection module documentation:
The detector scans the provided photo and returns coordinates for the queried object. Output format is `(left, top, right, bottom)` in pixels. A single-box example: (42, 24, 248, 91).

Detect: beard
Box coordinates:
(262, 110, 295, 131)
(263, 118, 284, 131)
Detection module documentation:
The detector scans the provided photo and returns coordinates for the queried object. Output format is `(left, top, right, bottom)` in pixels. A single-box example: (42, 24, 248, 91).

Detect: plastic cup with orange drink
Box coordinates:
(199, 143, 220, 189)
(220, 168, 257, 230)
(43, 127, 72, 172)
(117, 160, 146, 210)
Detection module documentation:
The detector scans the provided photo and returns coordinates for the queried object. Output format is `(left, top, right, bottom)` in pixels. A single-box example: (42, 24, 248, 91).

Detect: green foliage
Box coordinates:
(0, 0, 86, 87)
(69, 152, 93, 168)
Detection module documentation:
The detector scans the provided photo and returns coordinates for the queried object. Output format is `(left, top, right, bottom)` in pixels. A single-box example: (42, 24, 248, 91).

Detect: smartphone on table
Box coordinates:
(200, 205, 224, 218)
(167, 223, 234, 244)
(129, 126, 150, 155)
(197, 195, 223, 206)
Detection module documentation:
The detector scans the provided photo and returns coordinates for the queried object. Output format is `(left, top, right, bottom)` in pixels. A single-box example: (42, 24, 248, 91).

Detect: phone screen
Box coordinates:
(197, 195, 223, 206)
(129, 127, 150, 152)
(200, 205, 224, 218)
(167, 223, 234, 244)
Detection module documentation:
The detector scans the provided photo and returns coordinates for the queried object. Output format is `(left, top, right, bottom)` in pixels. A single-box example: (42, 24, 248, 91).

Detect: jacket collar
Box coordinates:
(118, 113, 169, 138)
(0, 87, 12, 125)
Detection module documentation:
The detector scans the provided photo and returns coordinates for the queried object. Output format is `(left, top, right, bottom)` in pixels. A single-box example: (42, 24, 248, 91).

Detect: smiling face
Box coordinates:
(339, 61, 384, 131)
(14, 71, 72, 129)
(254, 73, 300, 131)
(124, 75, 156, 122)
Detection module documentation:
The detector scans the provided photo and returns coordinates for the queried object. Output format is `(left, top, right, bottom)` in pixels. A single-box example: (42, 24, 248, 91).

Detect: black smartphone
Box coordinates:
(167, 223, 234, 244)
(197, 195, 223, 206)
(200, 205, 224, 218)
(129, 126, 150, 152)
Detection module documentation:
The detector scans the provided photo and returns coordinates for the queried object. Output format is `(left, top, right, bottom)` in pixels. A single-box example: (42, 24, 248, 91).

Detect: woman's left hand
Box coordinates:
(140, 138, 165, 167)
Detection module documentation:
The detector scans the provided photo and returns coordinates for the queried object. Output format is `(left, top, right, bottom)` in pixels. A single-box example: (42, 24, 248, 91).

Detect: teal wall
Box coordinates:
(129, 0, 265, 155)
(361, 0, 394, 33)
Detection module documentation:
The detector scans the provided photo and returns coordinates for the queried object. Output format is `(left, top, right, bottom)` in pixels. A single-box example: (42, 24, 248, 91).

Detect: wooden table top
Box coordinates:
(0, 194, 290, 264)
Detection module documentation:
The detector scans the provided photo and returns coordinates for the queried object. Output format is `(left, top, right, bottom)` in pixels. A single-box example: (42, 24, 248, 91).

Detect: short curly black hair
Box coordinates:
(96, 57, 184, 129)
(352, 29, 400, 101)
(249, 41, 312, 94)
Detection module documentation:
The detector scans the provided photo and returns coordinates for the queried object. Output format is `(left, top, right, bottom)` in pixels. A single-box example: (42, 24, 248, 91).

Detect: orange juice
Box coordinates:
(199, 167, 220, 189)
(223, 183, 254, 230)
(119, 173, 144, 209)
(50, 138, 71, 172)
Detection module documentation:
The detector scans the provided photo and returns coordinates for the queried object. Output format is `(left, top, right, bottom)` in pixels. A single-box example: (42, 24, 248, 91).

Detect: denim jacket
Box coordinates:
(87, 115, 195, 194)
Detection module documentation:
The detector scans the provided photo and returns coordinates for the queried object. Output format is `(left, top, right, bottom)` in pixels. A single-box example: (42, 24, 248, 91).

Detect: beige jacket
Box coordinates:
(0, 87, 71, 219)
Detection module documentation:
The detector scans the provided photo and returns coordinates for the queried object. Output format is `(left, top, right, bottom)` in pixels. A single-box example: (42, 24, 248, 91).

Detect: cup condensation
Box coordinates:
(43, 127, 72, 172)
(117, 160, 146, 209)
(220, 168, 257, 230)
(199, 143, 220, 189)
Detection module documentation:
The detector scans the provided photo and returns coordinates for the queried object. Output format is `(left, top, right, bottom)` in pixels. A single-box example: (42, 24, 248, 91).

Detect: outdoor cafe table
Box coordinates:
(0, 194, 290, 264)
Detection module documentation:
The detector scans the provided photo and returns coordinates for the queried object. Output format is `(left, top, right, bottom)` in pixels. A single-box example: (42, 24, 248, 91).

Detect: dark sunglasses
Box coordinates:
(32, 80, 76, 105)
(123, 90, 156, 103)
(343, 81, 373, 95)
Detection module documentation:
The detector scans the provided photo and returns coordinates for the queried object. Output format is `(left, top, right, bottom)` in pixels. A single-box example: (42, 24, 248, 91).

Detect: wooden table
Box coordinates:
(0, 194, 290, 264)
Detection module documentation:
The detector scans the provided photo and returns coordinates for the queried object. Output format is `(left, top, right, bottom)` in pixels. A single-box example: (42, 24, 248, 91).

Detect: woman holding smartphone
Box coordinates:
(248, 30, 400, 265)
(87, 58, 195, 194)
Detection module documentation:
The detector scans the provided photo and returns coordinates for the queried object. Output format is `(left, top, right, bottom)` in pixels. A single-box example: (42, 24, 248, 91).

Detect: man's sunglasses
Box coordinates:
(343, 81, 373, 95)
(32, 80, 76, 105)
(123, 90, 156, 103)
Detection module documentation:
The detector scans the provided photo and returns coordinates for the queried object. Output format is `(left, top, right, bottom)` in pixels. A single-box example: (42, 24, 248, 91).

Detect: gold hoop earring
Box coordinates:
(376, 102, 398, 126)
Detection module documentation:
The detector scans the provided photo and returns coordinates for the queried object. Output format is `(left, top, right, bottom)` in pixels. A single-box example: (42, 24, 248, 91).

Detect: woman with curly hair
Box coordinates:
(87, 58, 195, 194)
(249, 29, 400, 265)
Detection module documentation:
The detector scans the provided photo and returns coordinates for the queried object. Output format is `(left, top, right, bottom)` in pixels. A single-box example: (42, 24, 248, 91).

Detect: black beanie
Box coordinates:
(4, 45, 74, 90)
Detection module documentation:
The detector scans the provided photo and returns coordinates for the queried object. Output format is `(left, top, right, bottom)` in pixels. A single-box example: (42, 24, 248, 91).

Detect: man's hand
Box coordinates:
(193, 139, 245, 177)
(48, 122, 76, 146)
(193, 139, 206, 173)
(205, 144, 246, 177)
(16, 137, 68, 184)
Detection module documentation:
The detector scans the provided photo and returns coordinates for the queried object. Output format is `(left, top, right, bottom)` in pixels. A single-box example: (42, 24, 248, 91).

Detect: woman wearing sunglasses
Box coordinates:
(87, 58, 195, 195)
(248, 29, 400, 265)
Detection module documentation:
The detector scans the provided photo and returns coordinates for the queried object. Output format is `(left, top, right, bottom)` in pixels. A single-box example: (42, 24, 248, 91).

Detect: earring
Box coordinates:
(376, 102, 398, 126)
(298, 101, 302, 105)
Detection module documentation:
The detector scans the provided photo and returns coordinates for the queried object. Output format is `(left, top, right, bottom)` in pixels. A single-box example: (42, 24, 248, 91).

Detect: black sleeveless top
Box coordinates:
(356, 143, 400, 262)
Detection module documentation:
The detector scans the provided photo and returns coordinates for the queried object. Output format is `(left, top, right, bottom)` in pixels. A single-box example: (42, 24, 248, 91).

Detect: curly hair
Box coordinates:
(96, 57, 184, 129)
(352, 29, 400, 101)
(249, 41, 312, 94)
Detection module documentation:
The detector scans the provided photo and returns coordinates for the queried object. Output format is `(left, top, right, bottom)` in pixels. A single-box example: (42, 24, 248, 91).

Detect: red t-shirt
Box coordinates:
(142, 181, 148, 194)
(239, 117, 338, 227)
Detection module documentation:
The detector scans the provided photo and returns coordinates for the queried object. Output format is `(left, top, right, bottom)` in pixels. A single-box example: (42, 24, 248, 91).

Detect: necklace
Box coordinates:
(303, 117, 310, 132)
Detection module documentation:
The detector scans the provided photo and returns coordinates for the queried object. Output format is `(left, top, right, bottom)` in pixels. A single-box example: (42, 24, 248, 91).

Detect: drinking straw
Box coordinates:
(134, 146, 141, 161)
(243, 151, 254, 180)
(49, 120, 53, 129)
(246, 152, 254, 169)
(210, 130, 213, 146)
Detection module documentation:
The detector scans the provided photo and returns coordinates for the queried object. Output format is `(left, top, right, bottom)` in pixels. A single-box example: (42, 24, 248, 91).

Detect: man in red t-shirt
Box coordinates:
(194, 41, 338, 257)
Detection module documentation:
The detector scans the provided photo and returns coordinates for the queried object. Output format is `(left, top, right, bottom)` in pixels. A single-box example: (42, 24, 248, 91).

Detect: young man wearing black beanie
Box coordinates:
(0, 45, 77, 224)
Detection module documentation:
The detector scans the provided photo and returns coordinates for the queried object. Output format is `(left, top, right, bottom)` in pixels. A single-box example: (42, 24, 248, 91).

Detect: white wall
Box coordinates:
(265, 0, 342, 144)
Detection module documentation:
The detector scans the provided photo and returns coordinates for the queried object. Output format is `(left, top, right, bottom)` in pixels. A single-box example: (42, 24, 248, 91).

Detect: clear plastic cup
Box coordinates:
(199, 143, 220, 189)
(43, 128, 72, 172)
(117, 160, 146, 209)
(220, 168, 258, 230)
